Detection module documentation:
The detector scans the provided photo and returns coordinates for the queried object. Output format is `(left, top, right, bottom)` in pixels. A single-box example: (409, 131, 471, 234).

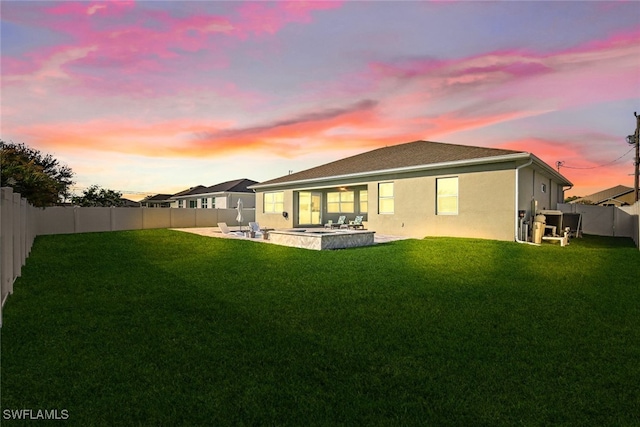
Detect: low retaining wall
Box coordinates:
(268, 229, 375, 250)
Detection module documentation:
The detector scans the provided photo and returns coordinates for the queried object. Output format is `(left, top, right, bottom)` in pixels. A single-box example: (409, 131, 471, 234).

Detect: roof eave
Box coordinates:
(529, 154, 573, 187)
(250, 152, 533, 190)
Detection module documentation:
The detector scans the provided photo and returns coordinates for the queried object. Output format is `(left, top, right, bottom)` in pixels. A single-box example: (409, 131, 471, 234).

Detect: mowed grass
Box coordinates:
(1, 230, 639, 426)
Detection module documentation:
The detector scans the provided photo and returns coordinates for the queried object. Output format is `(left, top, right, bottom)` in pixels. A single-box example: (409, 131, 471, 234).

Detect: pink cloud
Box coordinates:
(235, 1, 342, 37)
(2, 1, 342, 98)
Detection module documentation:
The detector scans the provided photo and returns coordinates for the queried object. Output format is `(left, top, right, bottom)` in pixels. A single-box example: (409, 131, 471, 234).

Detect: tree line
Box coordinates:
(1, 140, 128, 207)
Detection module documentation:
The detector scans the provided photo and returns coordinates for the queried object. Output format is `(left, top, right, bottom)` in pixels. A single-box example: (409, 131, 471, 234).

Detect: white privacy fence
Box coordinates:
(1, 188, 37, 326)
(558, 202, 640, 248)
(0, 186, 255, 326)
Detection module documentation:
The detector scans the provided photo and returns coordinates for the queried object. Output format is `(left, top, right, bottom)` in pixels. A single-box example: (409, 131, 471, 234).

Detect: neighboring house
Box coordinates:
(120, 198, 141, 207)
(569, 185, 635, 207)
(140, 194, 173, 208)
(170, 179, 258, 209)
(250, 140, 572, 241)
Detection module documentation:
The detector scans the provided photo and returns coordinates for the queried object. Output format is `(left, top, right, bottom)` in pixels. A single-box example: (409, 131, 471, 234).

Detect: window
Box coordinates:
(378, 182, 394, 214)
(178, 200, 184, 208)
(437, 177, 458, 215)
(359, 190, 368, 213)
(264, 191, 284, 213)
(201, 198, 208, 209)
(327, 191, 354, 213)
(541, 183, 547, 193)
(211, 198, 216, 209)
(189, 200, 198, 208)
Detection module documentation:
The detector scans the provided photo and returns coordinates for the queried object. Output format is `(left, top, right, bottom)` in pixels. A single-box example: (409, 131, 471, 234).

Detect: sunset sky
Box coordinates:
(2, 1, 639, 201)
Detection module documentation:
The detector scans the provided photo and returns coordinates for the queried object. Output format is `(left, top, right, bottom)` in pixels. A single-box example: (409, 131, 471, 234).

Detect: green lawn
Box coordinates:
(1, 230, 639, 426)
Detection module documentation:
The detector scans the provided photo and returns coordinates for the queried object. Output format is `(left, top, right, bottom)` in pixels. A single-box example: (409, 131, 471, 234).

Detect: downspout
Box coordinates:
(515, 158, 537, 244)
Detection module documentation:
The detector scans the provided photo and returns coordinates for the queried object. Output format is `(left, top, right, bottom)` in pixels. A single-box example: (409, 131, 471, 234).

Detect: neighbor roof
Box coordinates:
(253, 140, 529, 188)
(171, 185, 207, 198)
(141, 194, 173, 202)
(171, 179, 258, 198)
(205, 178, 258, 193)
(570, 185, 634, 205)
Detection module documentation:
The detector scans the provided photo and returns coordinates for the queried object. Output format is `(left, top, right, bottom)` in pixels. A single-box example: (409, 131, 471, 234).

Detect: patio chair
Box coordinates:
(217, 222, 244, 236)
(249, 222, 275, 239)
(348, 215, 365, 230)
(325, 215, 348, 229)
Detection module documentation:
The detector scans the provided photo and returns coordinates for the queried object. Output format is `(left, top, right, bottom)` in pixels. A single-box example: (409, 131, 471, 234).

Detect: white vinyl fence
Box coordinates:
(1, 188, 37, 326)
(558, 202, 640, 248)
(0, 186, 255, 326)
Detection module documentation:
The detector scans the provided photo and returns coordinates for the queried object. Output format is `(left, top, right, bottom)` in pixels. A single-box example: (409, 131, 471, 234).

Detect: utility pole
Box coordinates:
(634, 112, 640, 202)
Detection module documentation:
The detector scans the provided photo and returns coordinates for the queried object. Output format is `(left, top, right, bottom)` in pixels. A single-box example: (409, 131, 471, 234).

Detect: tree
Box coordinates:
(0, 140, 74, 207)
(564, 195, 581, 203)
(71, 185, 126, 207)
(564, 195, 595, 205)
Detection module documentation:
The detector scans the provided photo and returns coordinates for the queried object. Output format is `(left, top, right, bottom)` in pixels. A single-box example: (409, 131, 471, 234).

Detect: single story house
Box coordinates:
(140, 193, 173, 208)
(569, 185, 635, 207)
(250, 140, 573, 241)
(170, 178, 258, 209)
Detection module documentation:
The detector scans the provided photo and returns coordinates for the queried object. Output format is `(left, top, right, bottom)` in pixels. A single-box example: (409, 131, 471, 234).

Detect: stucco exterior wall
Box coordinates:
(366, 168, 516, 240)
(255, 190, 295, 229)
(253, 160, 568, 242)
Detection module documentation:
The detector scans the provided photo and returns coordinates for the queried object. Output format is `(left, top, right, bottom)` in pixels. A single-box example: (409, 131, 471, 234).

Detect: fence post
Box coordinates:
(1, 188, 15, 303)
(74, 206, 80, 234)
(20, 198, 27, 266)
(12, 193, 22, 280)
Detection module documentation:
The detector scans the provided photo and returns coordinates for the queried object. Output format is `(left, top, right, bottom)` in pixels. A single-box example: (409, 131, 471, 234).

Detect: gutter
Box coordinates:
(250, 152, 532, 190)
(515, 157, 538, 245)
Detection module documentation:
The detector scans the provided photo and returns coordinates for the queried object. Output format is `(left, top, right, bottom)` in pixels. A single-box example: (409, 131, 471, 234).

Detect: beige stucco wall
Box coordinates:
(365, 168, 516, 240)
(255, 190, 295, 229)
(517, 166, 566, 218)
(255, 166, 518, 241)
(254, 161, 568, 242)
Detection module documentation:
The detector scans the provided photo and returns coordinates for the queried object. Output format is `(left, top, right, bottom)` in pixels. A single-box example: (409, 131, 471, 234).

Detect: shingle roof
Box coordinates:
(572, 185, 634, 204)
(205, 178, 258, 193)
(255, 140, 525, 187)
(141, 194, 173, 202)
(171, 179, 259, 198)
(171, 185, 207, 197)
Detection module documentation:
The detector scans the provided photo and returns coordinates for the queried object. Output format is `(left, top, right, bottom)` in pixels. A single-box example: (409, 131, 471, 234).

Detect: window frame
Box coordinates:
(359, 190, 368, 214)
(378, 182, 394, 214)
(436, 176, 458, 215)
(327, 191, 355, 214)
(264, 191, 284, 214)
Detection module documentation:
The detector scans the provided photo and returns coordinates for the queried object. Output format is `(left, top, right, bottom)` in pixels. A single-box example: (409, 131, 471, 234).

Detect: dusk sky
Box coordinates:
(2, 1, 639, 201)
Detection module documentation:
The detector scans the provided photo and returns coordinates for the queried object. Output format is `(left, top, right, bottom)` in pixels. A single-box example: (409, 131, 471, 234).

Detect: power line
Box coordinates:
(559, 147, 635, 170)
(70, 186, 157, 195)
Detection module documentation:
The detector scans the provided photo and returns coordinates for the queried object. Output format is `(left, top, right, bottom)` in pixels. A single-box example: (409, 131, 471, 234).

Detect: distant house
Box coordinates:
(140, 194, 173, 208)
(250, 140, 572, 241)
(120, 198, 141, 208)
(170, 179, 258, 209)
(569, 185, 635, 207)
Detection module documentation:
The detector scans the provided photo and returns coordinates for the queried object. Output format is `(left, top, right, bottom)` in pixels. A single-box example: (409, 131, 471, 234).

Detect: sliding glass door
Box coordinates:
(298, 192, 322, 225)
